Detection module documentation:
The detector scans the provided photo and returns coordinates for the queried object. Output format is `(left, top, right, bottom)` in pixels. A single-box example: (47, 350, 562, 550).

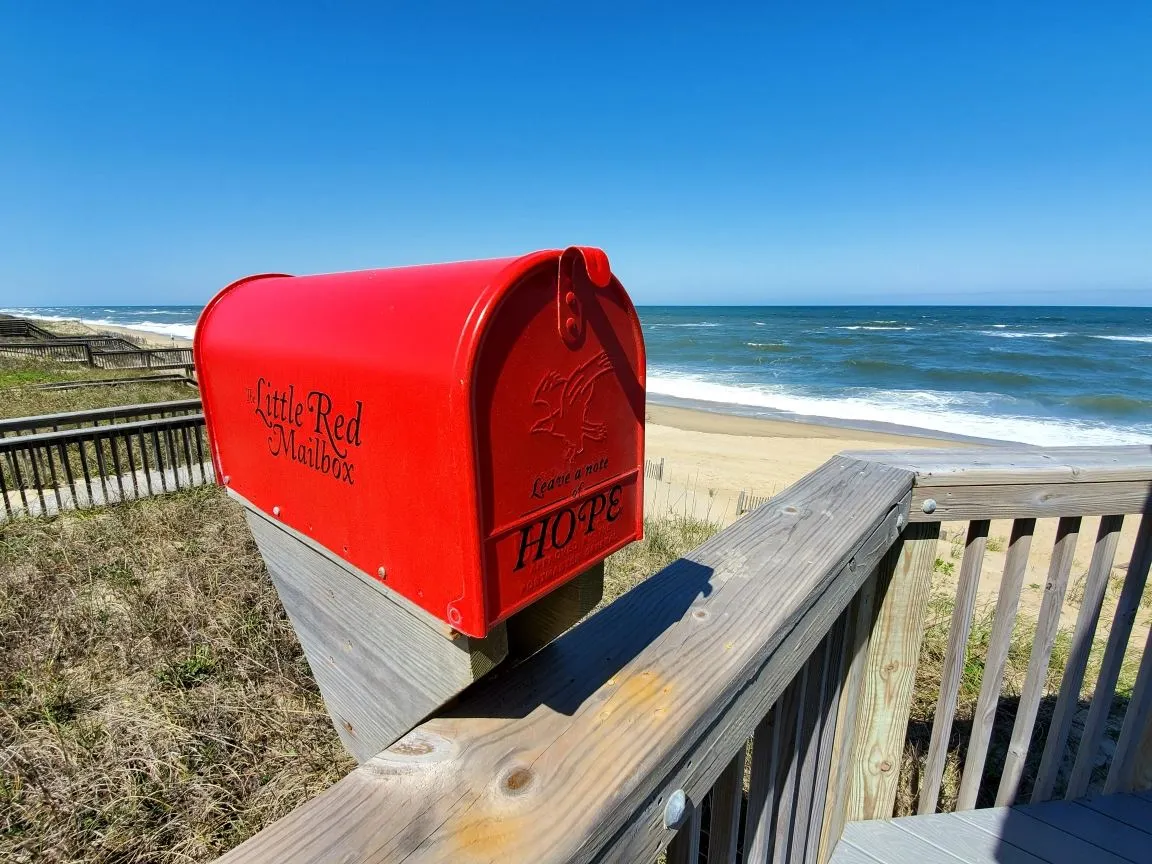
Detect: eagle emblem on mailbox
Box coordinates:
(530, 352, 613, 460)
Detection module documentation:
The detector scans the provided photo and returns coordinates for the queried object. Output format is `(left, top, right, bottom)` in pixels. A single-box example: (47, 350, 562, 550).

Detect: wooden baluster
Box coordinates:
(744, 707, 778, 863)
(846, 521, 940, 821)
(957, 518, 1036, 809)
(804, 611, 848, 864)
(996, 515, 1081, 805)
(667, 800, 703, 864)
(789, 639, 828, 862)
(920, 519, 989, 814)
(1067, 512, 1152, 798)
(1032, 515, 1124, 802)
(1104, 623, 1152, 794)
(770, 675, 804, 864)
(707, 748, 746, 864)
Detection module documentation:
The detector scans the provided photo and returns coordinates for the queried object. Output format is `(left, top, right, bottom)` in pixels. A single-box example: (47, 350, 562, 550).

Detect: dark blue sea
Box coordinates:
(6, 304, 1151, 446)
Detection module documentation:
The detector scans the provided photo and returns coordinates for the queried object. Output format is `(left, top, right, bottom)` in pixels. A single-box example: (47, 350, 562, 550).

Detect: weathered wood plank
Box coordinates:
(837, 820, 969, 862)
(243, 504, 507, 763)
(789, 645, 827, 864)
(817, 590, 869, 863)
(892, 812, 1047, 863)
(1104, 622, 1152, 794)
(1078, 792, 1152, 831)
(843, 523, 940, 822)
(957, 518, 1036, 810)
(804, 611, 847, 864)
(707, 749, 746, 864)
(844, 445, 1152, 486)
(772, 673, 805, 864)
(1067, 511, 1152, 799)
(743, 708, 778, 863)
(1032, 515, 1125, 802)
(920, 519, 989, 815)
(908, 479, 1152, 522)
(506, 563, 604, 658)
(1018, 798, 1151, 861)
(827, 838, 885, 864)
(954, 808, 1130, 863)
(216, 455, 914, 864)
(996, 516, 1081, 806)
(666, 801, 702, 864)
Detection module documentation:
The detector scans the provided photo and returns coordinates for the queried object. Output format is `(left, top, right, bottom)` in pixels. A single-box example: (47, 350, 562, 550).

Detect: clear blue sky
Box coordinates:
(2, 3, 1150, 306)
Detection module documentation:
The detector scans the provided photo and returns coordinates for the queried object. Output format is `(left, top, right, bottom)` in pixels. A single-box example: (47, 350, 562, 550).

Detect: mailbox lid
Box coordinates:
(471, 248, 646, 625)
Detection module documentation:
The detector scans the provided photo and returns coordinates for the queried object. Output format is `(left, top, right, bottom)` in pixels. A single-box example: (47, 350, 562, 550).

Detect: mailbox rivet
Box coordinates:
(564, 290, 576, 305)
(377, 566, 387, 579)
(663, 789, 687, 829)
(222, 475, 230, 485)
(922, 498, 938, 514)
(272, 506, 281, 517)
(565, 316, 577, 336)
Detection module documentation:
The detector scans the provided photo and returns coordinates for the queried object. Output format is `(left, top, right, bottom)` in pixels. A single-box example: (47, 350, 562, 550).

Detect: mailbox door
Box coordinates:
(471, 255, 645, 626)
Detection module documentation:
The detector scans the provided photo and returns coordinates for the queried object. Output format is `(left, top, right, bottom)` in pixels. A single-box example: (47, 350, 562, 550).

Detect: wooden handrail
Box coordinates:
(0, 398, 202, 436)
(201, 445, 1152, 863)
(217, 455, 914, 863)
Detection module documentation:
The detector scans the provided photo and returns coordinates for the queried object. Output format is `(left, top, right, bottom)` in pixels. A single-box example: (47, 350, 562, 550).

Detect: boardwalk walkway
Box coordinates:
(831, 792, 1152, 863)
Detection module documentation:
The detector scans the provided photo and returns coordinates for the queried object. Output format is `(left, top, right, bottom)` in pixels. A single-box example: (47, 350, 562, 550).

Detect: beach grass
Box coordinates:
(0, 356, 195, 419)
(0, 488, 719, 862)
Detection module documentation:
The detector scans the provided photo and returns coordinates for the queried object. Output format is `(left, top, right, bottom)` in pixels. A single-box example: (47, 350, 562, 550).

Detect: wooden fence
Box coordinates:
(0, 412, 213, 520)
(214, 445, 1152, 863)
(0, 316, 58, 341)
(0, 398, 202, 438)
(19, 372, 197, 392)
(0, 339, 194, 370)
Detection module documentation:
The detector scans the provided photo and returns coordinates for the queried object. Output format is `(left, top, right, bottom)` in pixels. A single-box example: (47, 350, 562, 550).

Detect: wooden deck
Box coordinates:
(831, 792, 1152, 863)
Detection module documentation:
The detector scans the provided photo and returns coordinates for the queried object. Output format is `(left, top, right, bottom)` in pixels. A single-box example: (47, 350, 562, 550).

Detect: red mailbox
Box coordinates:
(195, 247, 645, 637)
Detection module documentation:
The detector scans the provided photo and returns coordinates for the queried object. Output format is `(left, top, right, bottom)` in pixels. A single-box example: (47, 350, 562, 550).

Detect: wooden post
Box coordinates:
(238, 495, 509, 763)
(505, 563, 604, 657)
(842, 520, 940, 822)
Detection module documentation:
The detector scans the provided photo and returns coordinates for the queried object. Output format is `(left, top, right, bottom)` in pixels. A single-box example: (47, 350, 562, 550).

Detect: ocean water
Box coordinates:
(5, 304, 1151, 446)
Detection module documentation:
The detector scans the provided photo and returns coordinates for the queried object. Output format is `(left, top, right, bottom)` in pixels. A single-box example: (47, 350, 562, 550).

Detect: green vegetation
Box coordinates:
(0, 356, 193, 419)
(0, 487, 718, 862)
(896, 589, 1144, 814)
(1, 488, 352, 863)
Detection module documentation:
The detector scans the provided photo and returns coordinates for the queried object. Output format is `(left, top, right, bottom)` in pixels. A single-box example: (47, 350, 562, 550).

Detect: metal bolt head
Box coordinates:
(921, 498, 937, 515)
(222, 475, 230, 485)
(663, 789, 687, 829)
(377, 566, 387, 579)
(272, 505, 281, 517)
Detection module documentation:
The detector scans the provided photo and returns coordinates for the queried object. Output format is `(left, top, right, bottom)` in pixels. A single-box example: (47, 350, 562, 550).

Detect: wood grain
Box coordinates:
(216, 455, 914, 864)
(744, 707, 778, 863)
(995, 516, 1081, 806)
(243, 502, 508, 763)
(1067, 512, 1152, 799)
(919, 519, 989, 815)
(844, 522, 940, 822)
(1031, 515, 1124, 802)
(844, 445, 1152, 486)
(957, 518, 1035, 810)
(707, 749, 746, 864)
(907, 479, 1152, 522)
(1104, 622, 1152, 794)
(665, 801, 702, 864)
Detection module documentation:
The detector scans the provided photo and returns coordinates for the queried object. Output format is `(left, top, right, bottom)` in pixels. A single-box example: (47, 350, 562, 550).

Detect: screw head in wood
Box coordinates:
(663, 789, 687, 829)
(922, 498, 937, 514)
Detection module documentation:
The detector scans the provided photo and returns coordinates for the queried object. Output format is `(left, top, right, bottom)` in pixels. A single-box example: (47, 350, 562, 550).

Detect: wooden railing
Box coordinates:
(0, 412, 213, 520)
(211, 444, 1152, 863)
(0, 398, 202, 438)
(0, 339, 194, 370)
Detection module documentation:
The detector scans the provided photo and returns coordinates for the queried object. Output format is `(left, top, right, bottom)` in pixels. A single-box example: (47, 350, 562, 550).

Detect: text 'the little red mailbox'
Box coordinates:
(195, 247, 645, 640)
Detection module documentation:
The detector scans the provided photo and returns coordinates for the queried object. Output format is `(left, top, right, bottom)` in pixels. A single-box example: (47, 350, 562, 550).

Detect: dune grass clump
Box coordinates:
(0, 486, 352, 863)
